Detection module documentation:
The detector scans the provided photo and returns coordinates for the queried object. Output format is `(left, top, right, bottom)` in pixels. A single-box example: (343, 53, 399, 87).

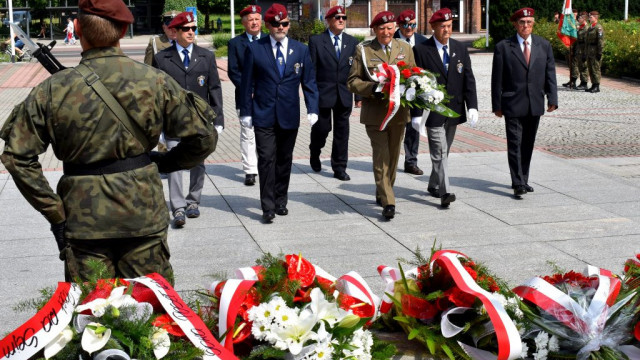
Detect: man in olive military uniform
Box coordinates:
(0, 0, 218, 283)
(572, 12, 590, 90)
(561, 9, 579, 89)
(585, 11, 604, 93)
(347, 11, 417, 220)
(144, 10, 178, 65)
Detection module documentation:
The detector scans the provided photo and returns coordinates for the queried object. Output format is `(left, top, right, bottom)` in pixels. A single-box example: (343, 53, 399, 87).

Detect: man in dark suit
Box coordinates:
(393, 9, 429, 176)
(238, 4, 319, 223)
(228, 5, 265, 186)
(413, 8, 478, 208)
(153, 11, 224, 226)
(491, 7, 558, 198)
(308, 5, 360, 181)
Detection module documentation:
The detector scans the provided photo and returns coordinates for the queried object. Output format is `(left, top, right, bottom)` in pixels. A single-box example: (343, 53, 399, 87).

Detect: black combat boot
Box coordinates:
(586, 83, 600, 93)
(575, 81, 588, 90)
(562, 78, 576, 88)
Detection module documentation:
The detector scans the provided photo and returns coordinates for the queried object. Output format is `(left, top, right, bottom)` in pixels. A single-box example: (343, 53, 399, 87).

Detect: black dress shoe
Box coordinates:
(404, 165, 424, 175)
(276, 205, 288, 216)
(382, 205, 395, 219)
(427, 187, 439, 198)
(262, 210, 275, 222)
(244, 174, 256, 186)
(440, 193, 456, 208)
(524, 184, 534, 192)
(310, 156, 321, 172)
(333, 171, 351, 181)
(513, 185, 527, 198)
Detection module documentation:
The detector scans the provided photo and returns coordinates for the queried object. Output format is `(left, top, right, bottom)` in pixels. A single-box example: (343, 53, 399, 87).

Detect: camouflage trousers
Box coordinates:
(63, 227, 174, 285)
(587, 56, 602, 84)
(570, 52, 588, 83)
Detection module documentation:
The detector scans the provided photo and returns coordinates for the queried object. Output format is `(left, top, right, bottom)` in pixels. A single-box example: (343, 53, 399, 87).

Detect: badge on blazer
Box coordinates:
(289, 48, 294, 55)
(457, 62, 463, 73)
(278, 57, 284, 66)
(197, 75, 206, 86)
(349, 56, 353, 65)
(370, 58, 382, 62)
(294, 63, 301, 74)
(396, 54, 406, 60)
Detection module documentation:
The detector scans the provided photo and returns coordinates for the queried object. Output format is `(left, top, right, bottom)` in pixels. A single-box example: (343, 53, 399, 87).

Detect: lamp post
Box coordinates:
(485, 0, 489, 48)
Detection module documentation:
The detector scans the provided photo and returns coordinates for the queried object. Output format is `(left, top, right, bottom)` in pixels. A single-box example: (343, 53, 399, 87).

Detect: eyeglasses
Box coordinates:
(269, 21, 290, 28)
(402, 23, 417, 29)
(179, 26, 197, 32)
(334, 15, 347, 21)
(517, 20, 534, 26)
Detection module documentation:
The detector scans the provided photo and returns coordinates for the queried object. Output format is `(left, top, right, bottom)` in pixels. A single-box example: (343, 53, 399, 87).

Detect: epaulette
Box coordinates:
(358, 39, 373, 48)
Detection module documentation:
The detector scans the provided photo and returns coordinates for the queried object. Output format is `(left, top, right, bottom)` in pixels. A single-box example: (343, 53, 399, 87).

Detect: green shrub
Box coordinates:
(210, 32, 231, 49)
(472, 35, 494, 50)
(352, 34, 365, 43)
(288, 19, 326, 43)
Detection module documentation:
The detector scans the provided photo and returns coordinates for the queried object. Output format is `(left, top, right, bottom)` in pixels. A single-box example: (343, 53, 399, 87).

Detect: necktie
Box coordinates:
(182, 48, 189, 68)
(523, 40, 530, 65)
(252, 35, 258, 41)
(442, 45, 450, 71)
(385, 45, 390, 58)
(276, 42, 285, 78)
(334, 35, 341, 59)
(406, 37, 411, 45)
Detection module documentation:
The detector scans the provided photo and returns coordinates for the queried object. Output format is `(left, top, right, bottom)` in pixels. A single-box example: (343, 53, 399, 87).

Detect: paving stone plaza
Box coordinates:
(0, 35, 639, 356)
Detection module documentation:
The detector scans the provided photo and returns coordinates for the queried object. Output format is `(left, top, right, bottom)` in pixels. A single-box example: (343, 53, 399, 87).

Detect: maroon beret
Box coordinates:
(370, 11, 395, 28)
(325, 6, 345, 19)
(239, 5, 261, 17)
(589, 11, 599, 16)
(429, 8, 453, 23)
(510, 7, 535, 22)
(396, 10, 415, 24)
(168, 11, 196, 29)
(79, 0, 134, 24)
(264, 3, 288, 23)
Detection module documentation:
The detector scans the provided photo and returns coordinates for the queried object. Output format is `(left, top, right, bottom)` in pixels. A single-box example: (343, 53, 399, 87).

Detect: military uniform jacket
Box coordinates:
(154, 44, 224, 128)
(228, 32, 266, 108)
(0, 47, 217, 239)
(414, 37, 477, 127)
(347, 38, 415, 127)
(491, 34, 558, 118)
(585, 23, 604, 57)
(238, 36, 319, 129)
(574, 23, 588, 56)
(308, 30, 360, 108)
(144, 33, 173, 65)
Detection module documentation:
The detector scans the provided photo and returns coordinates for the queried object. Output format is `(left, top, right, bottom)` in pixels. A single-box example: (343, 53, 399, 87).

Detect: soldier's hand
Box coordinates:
(50, 222, 66, 260)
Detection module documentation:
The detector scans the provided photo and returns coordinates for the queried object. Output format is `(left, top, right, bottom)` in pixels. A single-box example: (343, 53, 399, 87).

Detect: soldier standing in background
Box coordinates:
(585, 11, 604, 93)
(573, 12, 590, 90)
(0, 0, 218, 283)
(561, 9, 579, 89)
(144, 10, 178, 65)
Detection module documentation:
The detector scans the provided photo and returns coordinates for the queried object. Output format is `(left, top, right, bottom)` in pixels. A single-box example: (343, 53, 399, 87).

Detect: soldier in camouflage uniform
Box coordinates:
(561, 10, 579, 89)
(0, 0, 217, 284)
(584, 11, 604, 93)
(573, 12, 590, 90)
(143, 10, 179, 66)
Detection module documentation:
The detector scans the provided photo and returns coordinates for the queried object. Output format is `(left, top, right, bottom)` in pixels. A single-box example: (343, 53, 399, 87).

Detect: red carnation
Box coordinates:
(444, 287, 476, 308)
(401, 294, 438, 320)
(285, 254, 316, 288)
(411, 66, 422, 74)
(153, 314, 186, 337)
(396, 60, 407, 67)
(401, 69, 412, 79)
(464, 266, 478, 280)
(338, 293, 375, 318)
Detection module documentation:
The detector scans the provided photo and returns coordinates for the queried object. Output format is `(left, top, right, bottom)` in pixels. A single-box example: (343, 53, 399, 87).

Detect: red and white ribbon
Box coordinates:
(336, 271, 381, 321)
(377, 265, 417, 314)
(378, 64, 401, 131)
(0, 282, 81, 360)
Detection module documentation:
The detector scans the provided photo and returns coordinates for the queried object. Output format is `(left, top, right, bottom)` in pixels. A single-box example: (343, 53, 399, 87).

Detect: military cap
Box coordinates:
(580, 11, 588, 16)
(264, 3, 288, 23)
(163, 10, 179, 19)
(79, 0, 134, 24)
(168, 11, 195, 29)
(325, 6, 345, 19)
(589, 11, 599, 16)
(510, 7, 535, 22)
(429, 8, 453, 23)
(239, 5, 261, 17)
(370, 11, 395, 28)
(396, 10, 415, 24)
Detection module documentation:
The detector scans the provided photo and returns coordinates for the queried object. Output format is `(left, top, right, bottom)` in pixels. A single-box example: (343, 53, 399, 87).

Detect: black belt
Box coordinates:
(63, 153, 151, 176)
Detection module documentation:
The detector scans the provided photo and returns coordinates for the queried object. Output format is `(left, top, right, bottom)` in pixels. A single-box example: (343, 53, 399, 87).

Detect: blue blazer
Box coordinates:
(227, 32, 266, 107)
(239, 36, 319, 130)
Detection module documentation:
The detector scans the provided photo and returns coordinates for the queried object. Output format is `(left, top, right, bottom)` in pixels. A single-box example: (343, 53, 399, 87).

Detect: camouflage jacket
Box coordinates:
(0, 47, 217, 239)
(585, 22, 604, 56)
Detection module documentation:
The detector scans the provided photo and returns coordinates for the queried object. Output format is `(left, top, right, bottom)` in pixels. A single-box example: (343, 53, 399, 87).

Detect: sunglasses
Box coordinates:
(402, 23, 417, 29)
(179, 26, 197, 32)
(334, 15, 348, 21)
(269, 21, 290, 28)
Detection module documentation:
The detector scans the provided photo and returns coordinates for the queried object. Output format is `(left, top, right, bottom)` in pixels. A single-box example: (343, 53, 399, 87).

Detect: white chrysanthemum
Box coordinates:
(247, 302, 270, 324)
(534, 332, 549, 351)
(520, 342, 530, 359)
(274, 306, 299, 327)
(267, 296, 289, 318)
(533, 348, 549, 360)
(312, 341, 334, 360)
(548, 335, 560, 352)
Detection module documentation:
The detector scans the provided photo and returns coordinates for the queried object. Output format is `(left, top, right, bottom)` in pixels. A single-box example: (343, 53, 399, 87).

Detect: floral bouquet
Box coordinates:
(1, 271, 235, 360)
(624, 254, 640, 344)
(378, 248, 522, 360)
(513, 264, 640, 360)
(372, 61, 459, 131)
(202, 253, 396, 359)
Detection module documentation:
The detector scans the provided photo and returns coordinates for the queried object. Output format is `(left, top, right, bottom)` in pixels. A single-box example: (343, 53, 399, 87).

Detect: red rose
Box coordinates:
(445, 287, 476, 308)
(401, 69, 412, 79)
(285, 254, 316, 287)
(411, 66, 422, 74)
(400, 294, 438, 320)
(396, 60, 407, 67)
(153, 314, 186, 337)
(338, 293, 375, 318)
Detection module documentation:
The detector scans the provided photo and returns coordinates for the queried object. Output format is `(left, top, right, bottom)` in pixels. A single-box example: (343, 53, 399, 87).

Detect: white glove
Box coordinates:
(468, 108, 478, 127)
(308, 113, 318, 126)
(215, 125, 224, 134)
(240, 116, 252, 128)
(411, 117, 422, 132)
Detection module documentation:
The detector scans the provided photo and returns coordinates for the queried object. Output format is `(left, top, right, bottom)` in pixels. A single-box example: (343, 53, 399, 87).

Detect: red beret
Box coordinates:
(370, 11, 395, 28)
(510, 7, 535, 22)
(168, 11, 196, 28)
(429, 8, 453, 23)
(396, 10, 415, 24)
(589, 11, 599, 16)
(79, 0, 134, 24)
(239, 5, 261, 17)
(264, 3, 288, 23)
(325, 6, 345, 19)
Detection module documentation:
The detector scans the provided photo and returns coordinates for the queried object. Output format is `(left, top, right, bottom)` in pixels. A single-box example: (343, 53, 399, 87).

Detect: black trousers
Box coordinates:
(255, 124, 298, 212)
(309, 103, 351, 173)
(505, 115, 540, 187)
(403, 123, 420, 167)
